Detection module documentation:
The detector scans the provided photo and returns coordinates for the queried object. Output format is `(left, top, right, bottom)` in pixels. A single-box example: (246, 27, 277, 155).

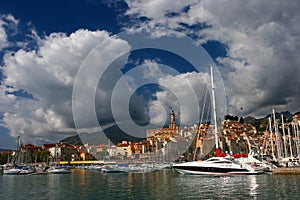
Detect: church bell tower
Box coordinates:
(169, 110, 177, 130)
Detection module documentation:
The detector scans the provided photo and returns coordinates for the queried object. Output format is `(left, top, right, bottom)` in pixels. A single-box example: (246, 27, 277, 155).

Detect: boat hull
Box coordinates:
(172, 157, 264, 175)
(47, 169, 71, 174)
(3, 168, 34, 175)
(47, 167, 71, 174)
(174, 167, 263, 175)
(3, 168, 21, 175)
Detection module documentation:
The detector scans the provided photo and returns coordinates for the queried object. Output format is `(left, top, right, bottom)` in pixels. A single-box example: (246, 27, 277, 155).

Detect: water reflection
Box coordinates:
(271, 175, 300, 200)
(176, 174, 263, 199)
(1, 170, 300, 199)
(249, 175, 258, 199)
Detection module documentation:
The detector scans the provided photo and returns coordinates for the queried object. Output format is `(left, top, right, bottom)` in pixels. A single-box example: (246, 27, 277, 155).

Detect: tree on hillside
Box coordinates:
(239, 117, 244, 123)
(0, 153, 9, 165)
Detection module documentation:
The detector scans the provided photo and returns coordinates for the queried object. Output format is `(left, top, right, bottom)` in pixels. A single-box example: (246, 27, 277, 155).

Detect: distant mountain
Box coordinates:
(294, 111, 300, 116)
(243, 116, 257, 124)
(60, 124, 145, 146)
(244, 111, 296, 123)
(243, 110, 299, 133)
(60, 135, 83, 145)
(0, 149, 13, 153)
(264, 111, 293, 120)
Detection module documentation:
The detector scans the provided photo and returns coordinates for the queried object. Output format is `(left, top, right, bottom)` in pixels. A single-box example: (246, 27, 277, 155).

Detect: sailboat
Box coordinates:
(276, 113, 300, 167)
(3, 136, 34, 175)
(46, 144, 71, 174)
(173, 65, 264, 175)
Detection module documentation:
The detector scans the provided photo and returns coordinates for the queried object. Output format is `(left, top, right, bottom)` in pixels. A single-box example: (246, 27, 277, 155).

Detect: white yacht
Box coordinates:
(173, 156, 264, 175)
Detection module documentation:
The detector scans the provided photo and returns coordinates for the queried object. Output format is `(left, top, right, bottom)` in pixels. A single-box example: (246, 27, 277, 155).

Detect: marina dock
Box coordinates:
(272, 167, 300, 175)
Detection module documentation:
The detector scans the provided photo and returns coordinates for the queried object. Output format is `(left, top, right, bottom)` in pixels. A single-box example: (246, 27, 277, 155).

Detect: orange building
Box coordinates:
(145, 110, 179, 153)
(146, 110, 179, 139)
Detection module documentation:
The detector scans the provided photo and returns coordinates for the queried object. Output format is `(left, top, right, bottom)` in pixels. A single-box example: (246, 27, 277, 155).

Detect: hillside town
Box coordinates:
(1, 111, 300, 166)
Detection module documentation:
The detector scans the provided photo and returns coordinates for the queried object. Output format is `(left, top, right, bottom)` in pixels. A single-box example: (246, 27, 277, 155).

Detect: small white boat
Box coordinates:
(3, 168, 21, 175)
(87, 164, 102, 170)
(19, 168, 34, 175)
(3, 165, 34, 175)
(47, 166, 71, 174)
(116, 163, 156, 173)
(101, 164, 122, 173)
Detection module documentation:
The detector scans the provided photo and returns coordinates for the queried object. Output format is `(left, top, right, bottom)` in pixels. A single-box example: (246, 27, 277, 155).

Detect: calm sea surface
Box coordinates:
(1, 169, 300, 200)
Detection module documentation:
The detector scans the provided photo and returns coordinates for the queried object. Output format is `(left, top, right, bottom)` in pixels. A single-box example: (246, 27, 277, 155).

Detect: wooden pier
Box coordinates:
(272, 167, 300, 175)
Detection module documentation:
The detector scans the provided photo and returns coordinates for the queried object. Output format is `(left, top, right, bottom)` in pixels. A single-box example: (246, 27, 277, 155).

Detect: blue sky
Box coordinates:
(0, 0, 299, 148)
(0, 0, 123, 34)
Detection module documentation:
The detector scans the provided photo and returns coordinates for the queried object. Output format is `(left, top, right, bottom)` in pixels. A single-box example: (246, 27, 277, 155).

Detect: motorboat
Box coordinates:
(3, 168, 22, 175)
(235, 152, 277, 172)
(173, 156, 264, 175)
(87, 164, 103, 170)
(101, 164, 123, 173)
(115, 163, 156, 173)
(3, 165, 34, 175)
(47, 166, 71, 174)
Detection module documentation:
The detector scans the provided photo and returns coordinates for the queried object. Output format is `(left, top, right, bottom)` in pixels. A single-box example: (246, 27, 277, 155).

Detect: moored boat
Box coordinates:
(3, 165, 34, 175)
(3, 136, 34, 175)
(116, 163, 156, 173)
(173, 156, 264, 175)
(3, 168, 21, 175)
(47, 166, 71, 174)
(101, 164, 123, 173)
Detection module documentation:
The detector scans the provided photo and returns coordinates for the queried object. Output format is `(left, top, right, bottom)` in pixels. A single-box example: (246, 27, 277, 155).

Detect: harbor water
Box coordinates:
(1, 169, 300, 200)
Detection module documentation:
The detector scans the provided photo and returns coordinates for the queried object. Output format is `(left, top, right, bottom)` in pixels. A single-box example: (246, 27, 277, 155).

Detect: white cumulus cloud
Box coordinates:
(0, 14, 19, 51)
(124, 0, 300, 117)
(1, 28, 131, 144)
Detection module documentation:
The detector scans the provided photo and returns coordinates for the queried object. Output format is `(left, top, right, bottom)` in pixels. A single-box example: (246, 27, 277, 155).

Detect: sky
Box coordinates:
(0, 0, 299, 149)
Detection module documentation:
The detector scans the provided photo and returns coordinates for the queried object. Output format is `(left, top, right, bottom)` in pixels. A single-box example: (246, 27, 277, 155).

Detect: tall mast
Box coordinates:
(287, 126, 293, 158)
(268, 117, 276, 160)
(273, 109, 282, 159)
(193, 88, 208, 161)
(281, 114, 287, 158)
(210, 65, 218, 149)
(296, 123, 300, 158)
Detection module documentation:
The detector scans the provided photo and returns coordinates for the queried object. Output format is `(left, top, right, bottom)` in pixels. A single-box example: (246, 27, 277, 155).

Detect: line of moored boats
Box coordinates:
(0, 162, 172, 175)
(2, 155, 299, 176)
(1, 164, 71, 175)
